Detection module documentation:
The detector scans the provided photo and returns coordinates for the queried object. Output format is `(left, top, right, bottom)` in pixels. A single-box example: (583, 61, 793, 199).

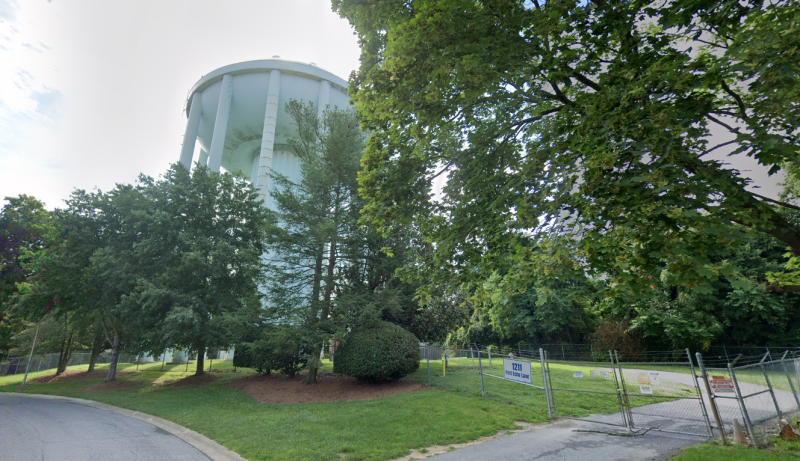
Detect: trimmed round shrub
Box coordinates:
(333, 321, 420, 381)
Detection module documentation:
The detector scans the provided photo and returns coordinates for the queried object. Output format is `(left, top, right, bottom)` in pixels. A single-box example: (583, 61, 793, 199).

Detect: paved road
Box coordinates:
(429, 420, 704, 461)
(0, 394, 211, 461)
(604, 368, 797, 435)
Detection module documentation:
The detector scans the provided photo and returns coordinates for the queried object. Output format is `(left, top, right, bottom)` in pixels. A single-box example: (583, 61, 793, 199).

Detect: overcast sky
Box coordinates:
(0, 0, 785, 211)
(0, 0, 361, 209)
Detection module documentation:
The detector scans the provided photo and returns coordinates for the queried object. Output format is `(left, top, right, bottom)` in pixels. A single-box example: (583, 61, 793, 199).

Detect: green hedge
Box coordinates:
(334, 321, 420, 381)
(233, 327, 308, 376)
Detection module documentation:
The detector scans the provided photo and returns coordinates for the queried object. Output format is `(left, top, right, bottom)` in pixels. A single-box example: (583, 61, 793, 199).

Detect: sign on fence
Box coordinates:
(709, 376, 734, 393)
(503, 358, 532, 384)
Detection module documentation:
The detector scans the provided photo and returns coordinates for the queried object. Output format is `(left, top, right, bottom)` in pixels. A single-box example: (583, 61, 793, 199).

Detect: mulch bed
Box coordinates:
(228, 374, 427, 404)
(81, 379, 141, 391)
(31, 369, 138, 384)
(170, 373, 219, 387)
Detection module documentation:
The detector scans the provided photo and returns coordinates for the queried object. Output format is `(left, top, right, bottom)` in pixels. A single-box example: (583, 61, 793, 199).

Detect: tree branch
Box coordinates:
(751, 192, 800, 212)
(568, 69, 602, 92)
(706, 114, 742, 135)
(510, 107, 565, 128)
(698, 139, 739, 158)
(765, 283, 800, 292)
(720, 80, 749, 122)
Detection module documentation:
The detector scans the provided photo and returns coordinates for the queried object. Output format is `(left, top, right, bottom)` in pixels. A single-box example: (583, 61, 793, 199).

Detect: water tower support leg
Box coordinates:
(179, 92, 202, 168)
(208, 74, 233, 172)
(256, 69, 282, 204)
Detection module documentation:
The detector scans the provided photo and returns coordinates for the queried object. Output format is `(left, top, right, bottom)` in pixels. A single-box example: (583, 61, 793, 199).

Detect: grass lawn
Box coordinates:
(726, 366, 800, 394)
(671, 439, 800, 460)
(1, 360, 548, 461)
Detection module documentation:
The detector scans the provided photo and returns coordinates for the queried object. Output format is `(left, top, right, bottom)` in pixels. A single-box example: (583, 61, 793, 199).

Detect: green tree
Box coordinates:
(132, 164, 269, 376)
(767, 162, 800, 290)
(0, 195, 60, 361)
(599, 231, 800, 349)
(263, 102, 365, 384)
(334, 0, 800, 294)
(63, 186, 163, 382)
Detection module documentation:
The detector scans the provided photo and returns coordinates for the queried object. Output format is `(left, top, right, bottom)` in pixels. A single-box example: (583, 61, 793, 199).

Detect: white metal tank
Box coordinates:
(178, 58, 350, 209)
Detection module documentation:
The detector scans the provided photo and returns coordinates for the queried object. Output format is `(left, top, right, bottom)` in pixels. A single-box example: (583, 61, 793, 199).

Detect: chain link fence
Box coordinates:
(414, 344, 800, 444)
(1, 352, 143, 376)
(1, 349, 235, 377)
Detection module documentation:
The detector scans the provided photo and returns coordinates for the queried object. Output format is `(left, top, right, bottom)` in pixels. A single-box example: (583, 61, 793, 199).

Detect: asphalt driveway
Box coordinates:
(429, 420, 705, 461)
(0, 393, 211, 461)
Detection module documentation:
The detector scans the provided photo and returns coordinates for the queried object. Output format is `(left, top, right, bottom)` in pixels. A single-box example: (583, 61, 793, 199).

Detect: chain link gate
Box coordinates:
(545, 350, 630, 428)
(545, 349, 713, 437)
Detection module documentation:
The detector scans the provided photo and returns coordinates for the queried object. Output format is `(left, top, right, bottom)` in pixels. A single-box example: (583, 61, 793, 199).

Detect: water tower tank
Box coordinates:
(178, 58, 350, 208)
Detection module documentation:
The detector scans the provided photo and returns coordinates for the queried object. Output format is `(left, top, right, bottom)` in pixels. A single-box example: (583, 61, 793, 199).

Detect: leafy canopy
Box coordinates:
(334, 0, 800, 293)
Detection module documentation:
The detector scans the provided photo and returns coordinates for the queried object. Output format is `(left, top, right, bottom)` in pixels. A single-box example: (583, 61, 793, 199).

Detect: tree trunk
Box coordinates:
(195, 345, 205, 376)
(87, 332, 105, 372)
(306, 365, 318, 384)
(55, 313, 70, 376)
(306, 234, 337, 385)
(105, 330, 120, 383)
(56, 333, 74, 375)
(304, 245, 325, 385)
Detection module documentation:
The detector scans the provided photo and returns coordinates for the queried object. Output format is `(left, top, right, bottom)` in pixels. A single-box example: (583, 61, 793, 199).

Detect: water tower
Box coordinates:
(177, 58, 350, 208)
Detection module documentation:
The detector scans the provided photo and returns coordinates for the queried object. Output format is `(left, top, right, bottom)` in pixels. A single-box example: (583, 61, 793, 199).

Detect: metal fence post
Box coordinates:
(488, 346, 492, 368)
(19, 321, 42, 392)
(780, 352, 800, 410)
(761, 362, 783, 421)
(471, 345, 475, 367)
(426, 347, 431, 387)
(478, 347, 485, 397)
(545, 350, 556, 415)
(696, 352, 726, 443)
(729, 364, 758, 447)
(609, 350, 629, 429)
(614, 351, 634, 430)
(687, 349, 713, 438)
(540, 348, 552, 418)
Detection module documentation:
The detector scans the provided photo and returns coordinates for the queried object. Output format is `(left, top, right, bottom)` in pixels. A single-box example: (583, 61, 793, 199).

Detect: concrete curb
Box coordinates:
(9, 392, 247, 461)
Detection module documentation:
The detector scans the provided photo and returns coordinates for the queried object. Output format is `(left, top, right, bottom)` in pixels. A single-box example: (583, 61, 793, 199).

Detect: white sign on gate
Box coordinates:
(503, 358, 533, 384)
(648, 372, 660, 385)
(709, 377, 735, 393)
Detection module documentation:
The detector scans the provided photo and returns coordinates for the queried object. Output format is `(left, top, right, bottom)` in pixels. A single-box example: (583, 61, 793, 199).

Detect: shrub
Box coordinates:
(334, 321, 420, 381)
(233, 327, 309, 376)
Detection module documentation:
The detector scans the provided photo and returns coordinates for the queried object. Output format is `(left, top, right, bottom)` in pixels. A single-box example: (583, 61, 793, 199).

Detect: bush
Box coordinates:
(233, 327, 309, 376)
(334, 321, 420, 381)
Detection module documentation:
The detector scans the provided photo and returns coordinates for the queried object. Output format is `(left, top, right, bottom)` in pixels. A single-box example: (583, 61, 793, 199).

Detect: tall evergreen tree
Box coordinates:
(264, 102, 364, 384)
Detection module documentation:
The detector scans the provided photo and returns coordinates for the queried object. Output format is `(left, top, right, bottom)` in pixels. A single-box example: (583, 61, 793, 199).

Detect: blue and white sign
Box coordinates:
(503, 358, 532, 384)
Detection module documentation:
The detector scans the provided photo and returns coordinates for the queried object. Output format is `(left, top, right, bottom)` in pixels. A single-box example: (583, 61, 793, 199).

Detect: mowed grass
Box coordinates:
(1, 360, 545, 461)
(726, 366, 800, 394)
(672, 439, 800, 460)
